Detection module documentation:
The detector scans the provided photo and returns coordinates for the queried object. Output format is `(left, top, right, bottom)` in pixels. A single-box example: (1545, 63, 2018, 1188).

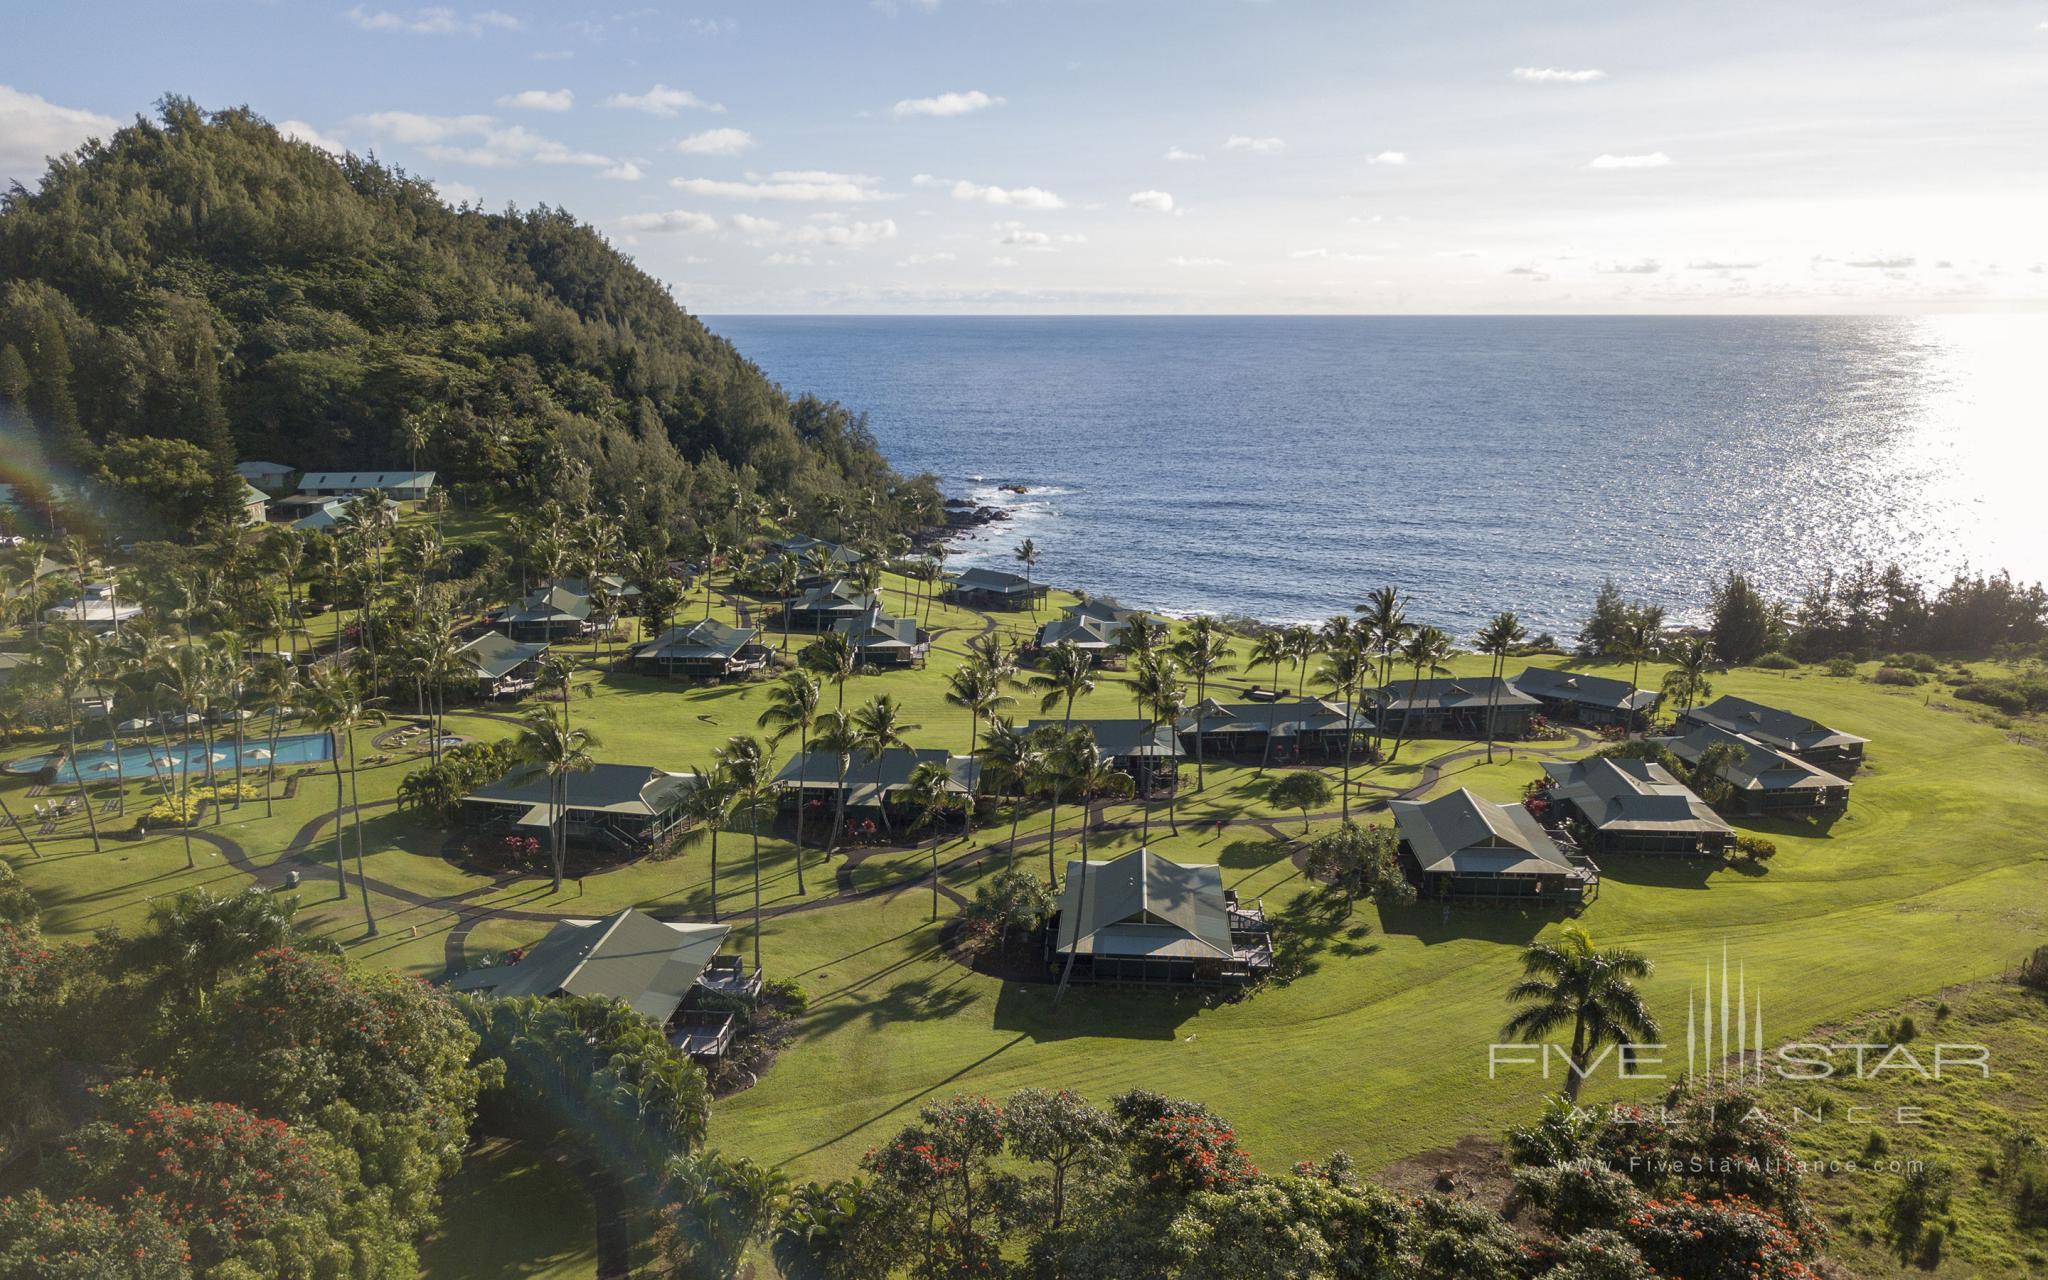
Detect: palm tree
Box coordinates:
(34, 627, 104, 852)
(849, 695, 917, 837)
(902, 759, 959, 921)
(1127, 653, 1185, 843)
(716, 735, 777, 972)
(801, 631, 859, 714)
(1316, 644, 1367, 822)
(810, 712, 860, 855)
(1028, 639, 1095, 724)
(1389, 625, 1455, 763)
(251, 656, 299, 818)
(304, 665, 388, 933)
(1354, 586, 1410, 761)
(0, 785, 42, 859)
(756, 671, 823, 894)
(1284, 624, 1320, 696)
(944, 663, 1012, 820)
(979, 718, 1040, 869)
(208, 632, 254, 815)
(1619, 605, 1668, 712)
(1248, 629, 1292, 699)
(769, 555, 801, 653)
(1661, 634, 1715, 716)
(1475, 611, 1528, 764)
(144, 887, 307, 1009)
(1066, 745, 1131, 858)
(1013, 538, 1040, 617)
(1501, 925, 1661, 1102)
(676, 766, 733, 922)
(1170, 618, 1234, 792)
(1033, 724, 1090, 883)
(510, 705, 598, 896)
(83, 631, 128, 817)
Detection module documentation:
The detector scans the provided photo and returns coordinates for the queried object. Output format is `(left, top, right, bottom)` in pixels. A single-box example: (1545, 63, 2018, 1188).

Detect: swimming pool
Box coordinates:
(5, 731, 336, 784)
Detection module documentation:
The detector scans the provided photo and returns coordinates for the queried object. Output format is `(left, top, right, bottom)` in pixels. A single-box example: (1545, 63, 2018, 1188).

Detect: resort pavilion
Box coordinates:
(785, 580, 878, 633)
(944, 566, 1049, 611)
(771, 746, 979, 831)
(498, 582, 595, 643)
(295, 469, 437, 502)
(1031, 600, 1137, 667)
(1539, 757, 1736, 856)
(461, 762, 697, 855)
(1021, 718, 1185, 796)
(631, 618, 769, 680)
(1652, 723, 1853, 818)
(1049, 848, 1272, 987)
(1174, 697, 1373, 764)
(1677, 694, 1868, 774)
(832, 607, 932, 668)
(1389, 787, 1599, 906)
(1373, 677, 1543, 739)
(1512, 666, 1660, 729)
(450, 907, 758, 1060)
(453, 630, 549, 699)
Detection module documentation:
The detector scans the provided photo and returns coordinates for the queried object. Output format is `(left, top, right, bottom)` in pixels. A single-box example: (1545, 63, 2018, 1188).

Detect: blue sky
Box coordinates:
(4, 0, 2046, 313)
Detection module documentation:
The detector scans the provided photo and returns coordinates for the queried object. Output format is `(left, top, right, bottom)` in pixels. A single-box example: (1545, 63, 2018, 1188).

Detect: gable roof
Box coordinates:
(297, 470, 436, 493)
(773, 747, 978, 806)
(833, 610, 923, 651)
(1513, 666, 1658, 713)
(1654, 724, 1852, 794)
(1022, 718, 1184, 761)
(1680, 695, 1867, 754)
(950, 566, 1036, 593)
(235, 460, 294, 478)
(635, 618, 758, 662)
(1375, 677, 1541, 713)
(456, 630, 549, 679)
(1177, 697, 1372, 738)
(508, 582, 592, 625)
(450, 908, 730, 1024)
(468, 763, 695, 816)
(1541, 757, 1733, 836)
(791, 580, 875, 614)
(772, 536, 862, 566)
(1036, 612, 1124, 651)
(1054, 848, 1234, 959)
(1390, 788, 1577, 877)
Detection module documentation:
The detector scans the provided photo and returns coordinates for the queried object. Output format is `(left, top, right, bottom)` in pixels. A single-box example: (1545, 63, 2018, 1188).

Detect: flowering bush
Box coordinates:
(0, 1190, 190, 1279)
(1133, 1110, 1256, 1193)
(1622, 1194, 1817, 1280)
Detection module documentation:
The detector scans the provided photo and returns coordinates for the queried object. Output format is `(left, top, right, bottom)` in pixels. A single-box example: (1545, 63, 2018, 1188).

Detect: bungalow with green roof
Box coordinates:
(832, 608, 931, 668)
(1175, 697, 1373, 764)
(499, 582, 594, 643)
(237, 481, 271, 527)
(1374, 677, 1543, 739)
(1050, 848, 1272, 986)
(1512, 666, 1660, 729)
(462, 762, 696, 854)
(454, 631, 548, 699)
(1677, 695, 1867, 774)
(1390, 787, 1598, 905)
(785, 579, 877, 632)
(632, 618, 769, 680)
(944, 566, 1048, 611)
(297, 470, 437, 501)
(1539, 757, 1735, 856)
(1022, 718, 1184, 795)
(1032, 601, 1135, 667)
(234, 460, 296, 492)
(772, 746, 978, 831)
(769, 536, 863, 583)
(1653, 723, 1852, 818)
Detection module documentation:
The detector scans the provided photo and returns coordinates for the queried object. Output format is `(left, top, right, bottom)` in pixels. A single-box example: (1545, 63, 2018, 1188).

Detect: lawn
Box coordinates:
(7, 566, 2048, 1278)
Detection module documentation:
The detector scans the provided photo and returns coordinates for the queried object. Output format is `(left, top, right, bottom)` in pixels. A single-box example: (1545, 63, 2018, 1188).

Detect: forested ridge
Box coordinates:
(0, 95, 927, 540)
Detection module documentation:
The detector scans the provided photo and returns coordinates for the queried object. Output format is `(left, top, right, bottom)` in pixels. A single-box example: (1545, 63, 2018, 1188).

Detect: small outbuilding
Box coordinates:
(786, 580, 877, 632)
(832, 608, 931, 668)
(462, 762, 696, 853)
(454, 631, 549, 699)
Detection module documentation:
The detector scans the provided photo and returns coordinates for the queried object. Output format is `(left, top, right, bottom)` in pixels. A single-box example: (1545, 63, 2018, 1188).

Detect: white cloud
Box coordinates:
(995, 221, 1052, 248)
(763, 252, 813, 266)
(1597, 259, 1662, 274)
(897, 252, 957, 266)
(1845, 256, 1916, 269)
(1512, 67, 1606, 84)
(730, 213, 781, 234)
(278, 119, 349, 157)
(620, 209, 720, 233)
(671, 171, 890, 202)
(1223, 135, 1285, 153)
(925, 177, 1065, 209)
(435, 179, 480, 205)
(1168, 256, 1230, 266)
(1588, 152, 1672, 169)
(345, 6, 522, 35)
(892, 90, 1003, 118)
(791, 218, 897, 247)
(601, 162, 643, 181)
(1128, 189, 1176, 213)
(1367, 151, 1408, 166)
(688, 16, 736, 34)
(498, 88, 573, 112)
(607, 84, 725, 116)
(674, 127, 754, 156)
(1687, 260, 1761, 271)
(352, 111, 619, 168)
(1289, 248, 1381, 262)
(990, 255, 1019, 267)
(1163, 146, 1204, 162)
(0, 86, 118, 181)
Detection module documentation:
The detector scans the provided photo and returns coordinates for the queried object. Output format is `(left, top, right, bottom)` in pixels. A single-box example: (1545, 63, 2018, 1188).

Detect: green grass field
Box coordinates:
(7, 565, 2047, 1277)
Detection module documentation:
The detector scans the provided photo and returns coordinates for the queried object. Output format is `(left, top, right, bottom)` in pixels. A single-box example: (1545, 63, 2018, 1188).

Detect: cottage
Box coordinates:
(769, 536, 863, 582)
(44, 583, 142, 631)
(1175, 697, 1373, 763)
(1539, 757, 1735, 856)
(786, 580, 877, 632)
(772, 746, 978, 829)
(449, 908, 756, 1059)
(1653, 724, 1852, 818)
(833, 608, 931, 668)
(454, 631, 548, 698)
(945, 566, 1048, 611)
(499, 583, 594, 643)
(1390, 787, 1598, 905)
(462, 762, 696, 853)
(1033, 601, 1135, 666)
(1512, 666, 1659, 729)
(234, 460, 296, 492)
(1374, 677, 1543, 739)
(1677, 695, 1867, 774)
(288, 496, 400, 534)
(632, 619, 769, 680)
(1049, 848, 1272, 986)
(238, 481, 271, 527)
(296, 470, 437, 501)
(1022, 718, 1184, 795)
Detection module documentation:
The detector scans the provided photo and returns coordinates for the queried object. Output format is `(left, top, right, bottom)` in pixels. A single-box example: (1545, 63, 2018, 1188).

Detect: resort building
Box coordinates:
(769, 536, 863, 582)
(43, 583, 142, 631)
(1022, 718, 1185, 795)
(944, 567, 1048, 611)
(631, 619, 769, 680)
(1048, 848, 1272, 986)
(234, 460, 296, 492)
(1175, 697, 1373, 763)
(1512, 666, 1660, 729)
(1653, 724, 1853, 818)
(1539, 757, 1736, 856)
(449, 908, 758, 1060)
(296, 470, 437, 501)
(453, 631, 548, 699)
(832, 607, 931, 668)
(785, 580, 877, 632)
(499, 582, 594, 643)
(1677, 695, 1867, 774)
(238, 481, 271, 527)
(1390, 787, 1599, 905)
(1032, 600, 1136, 666)
(1373, 677, 1543, 739)
(286, 495, 400, 534)
(461, 762, 696, 854)
(772, 746, 978, 828)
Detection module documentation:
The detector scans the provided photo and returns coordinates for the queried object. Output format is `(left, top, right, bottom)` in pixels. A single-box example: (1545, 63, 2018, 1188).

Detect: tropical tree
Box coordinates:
(1067, 747, 1133, 857)
(676, 766, 733, 922)
(250, 654, 299, 818)
(1315, 637, 1370, 821)
(1475, 611, 1528, 764)
(303, 664, 387, 933)
(810, 712, 860, 856)
(1354, 586, 1410, 760)
(769, 555, 801, 653)
(1661, 634, 1716, 715)
(1013, 537, 1040, 614)
(1128, 653, 1186, 842)
(32, 626, 104, 851)
(902, 759, 959, 920)
(944, 662, 1011, 819)
(801, 630, 860, 714)
(716, 735, 778, 971)
(979, 718, 1041, 869)
(1030, 724, 1083, 883)
(1248, 629, 1292, 698)
(1619, 605, 1668, 707)
(510, 705, 598, 896)
(1170, 617, 1234, 792)
(140, 886, 304, 1008)
(849, 694, 918, 837)
(1029, 639, 1096, 724)
(1302, 820, 1407, 914)
(757, 670, 823, 893)
(1388, 625, 1455, 763)
(1284, 624, 1320, 695)
(1501, 925, 1662, 1102)
(1266, 770, 1333, 833)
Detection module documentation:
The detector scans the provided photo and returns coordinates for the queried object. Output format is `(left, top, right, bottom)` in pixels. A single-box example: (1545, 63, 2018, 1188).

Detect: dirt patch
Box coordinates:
(1379, 1132, 1523, 1222)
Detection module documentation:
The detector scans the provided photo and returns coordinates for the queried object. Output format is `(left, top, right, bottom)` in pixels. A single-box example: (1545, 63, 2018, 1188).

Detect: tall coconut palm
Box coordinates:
(1501, 925, 1661, 1103)
(1284, 624, 1320, 696)
(801, 630, 859, 714)
(34, 627, 104, 852)
(810, 712, 860, 855)
(1354, 586, 1410, 761)
(1619, 605, 1668, 712)
(979, 718, 1041, 869)
(1013, 538, 1040, 617)
(1028, 639, 1095, 725)
(849, 695, 917, 837)
(208, 632, 254, 815)
(756, 671, 822, 894)
(510, 705, 597, 897)
(902, 759, 959, 921)
(303, 665, 388, 933)
(1170, 617, 1234, 793)
(715, 735, 777, 971)
(1316, 644, 1368, 822)
(676, 766, 733, 922)
(769, 555, 801, 653)
(1660, 634, 1715, 716)
(1475, 611, 1528, 764)
(250, 655, 299, 818)
(944, 663, 1012, 820)
(1247, 629, 1292, 699)
(1389, 625, 1455, 764)
(83, 631, 128, 816)
(1127, 653, 1186, 842)
(1032, 724, 1089, 884)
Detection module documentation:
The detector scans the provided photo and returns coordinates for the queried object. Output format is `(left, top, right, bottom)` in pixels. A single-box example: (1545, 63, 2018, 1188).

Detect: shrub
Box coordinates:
(2020, 944, 2048, 992)
(1871, 665, 1921, 686)
(1733, 835, 1777, 862)
(1884, 1161, 1952, 1250)
(1752, 651, 1799, 671)
(1999, 1130, 2048, 1226)
(1887, 652, 1941, 673)
(1824, 653, 1859, 677)
(1954, 677, 2048, 715)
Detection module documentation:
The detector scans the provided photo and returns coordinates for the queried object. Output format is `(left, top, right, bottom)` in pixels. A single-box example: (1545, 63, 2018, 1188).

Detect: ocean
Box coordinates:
(706, 315, 2045, 638)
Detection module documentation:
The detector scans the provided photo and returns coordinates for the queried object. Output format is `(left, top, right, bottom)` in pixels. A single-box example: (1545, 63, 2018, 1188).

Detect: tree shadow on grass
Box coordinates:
(1372, 897, 1561, 947)
(991, 979, 1204, 1042)
(1593, 855, 1725, 890)
(1265, 886, 1380, 986)
(1217, 836, 1292, 870)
